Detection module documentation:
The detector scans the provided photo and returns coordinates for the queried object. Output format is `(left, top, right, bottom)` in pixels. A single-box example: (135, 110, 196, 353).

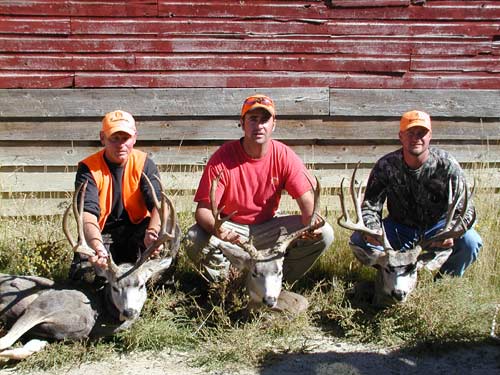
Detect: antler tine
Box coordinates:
(270, 173, 325, 255)
(337, 163, 392, 250)
(134, 173, 176, 269)
(420, 177, 470, 249)
(239, 237, 261, 260)
(210, 172, 237, 234)
(142, 172, 176, 240)
(62, 181, 96, 258)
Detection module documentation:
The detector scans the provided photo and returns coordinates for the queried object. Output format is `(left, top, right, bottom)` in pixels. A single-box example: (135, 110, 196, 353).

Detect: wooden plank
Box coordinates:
(411, 56, 500, 73)
(158, 2, 500, 21)
(0, 169, 375, 193)
(0, 88, 329, 117)
(0, 16, 70, 34)
(0, 1, 157, 17)
(72, 71, 500, 90)
(0, 36, 493, 56)
(70, 19, 500, 38)
(330, 89, 500, 117)
(0, 53, 410, 73)
(327, 0, 410, 7)
(0, 194, 347, 217)
(3, 71, 500, 90)
(2, 167, 498, 194)
(76, 71, 500, 90)
(1, 119, 499, 142)
(0, 72, 74, 88)
(0, 144, 498, 168)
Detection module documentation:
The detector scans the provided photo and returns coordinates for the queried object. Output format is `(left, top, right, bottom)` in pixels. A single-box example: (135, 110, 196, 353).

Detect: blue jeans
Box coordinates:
(350, 217, 482, 276)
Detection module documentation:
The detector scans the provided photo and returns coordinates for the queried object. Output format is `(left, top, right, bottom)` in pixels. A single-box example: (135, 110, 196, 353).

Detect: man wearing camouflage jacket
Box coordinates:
(350, 110, 482, 276)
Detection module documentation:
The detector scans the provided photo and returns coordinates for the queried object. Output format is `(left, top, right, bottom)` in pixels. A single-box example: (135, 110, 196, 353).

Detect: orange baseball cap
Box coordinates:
(400, 110, 431, 132)
(240, 94, 275, 118)
(101, 110, 136, 137)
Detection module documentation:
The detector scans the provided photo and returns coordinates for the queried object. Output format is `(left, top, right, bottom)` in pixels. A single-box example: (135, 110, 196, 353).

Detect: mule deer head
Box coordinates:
(62, 174, 178, 322)
(337, 165, 470, 304)
(211, 172, 324, 309)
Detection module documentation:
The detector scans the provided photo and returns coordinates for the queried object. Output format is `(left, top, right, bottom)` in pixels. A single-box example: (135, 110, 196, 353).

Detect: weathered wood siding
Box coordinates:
(0, 1, 499, 216)
(0, 0, 499, 88)
(1, 88, 498, 216)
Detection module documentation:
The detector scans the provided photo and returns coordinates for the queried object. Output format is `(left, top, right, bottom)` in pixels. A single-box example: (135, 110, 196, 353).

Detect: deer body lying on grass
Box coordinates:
(0, 175, 179, 360)
(337, 166, 470, 306)
(210, 173, 325, 314)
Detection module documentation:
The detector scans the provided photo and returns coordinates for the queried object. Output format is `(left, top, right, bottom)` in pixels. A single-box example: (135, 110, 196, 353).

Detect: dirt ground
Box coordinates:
(1, 335, 498, 375)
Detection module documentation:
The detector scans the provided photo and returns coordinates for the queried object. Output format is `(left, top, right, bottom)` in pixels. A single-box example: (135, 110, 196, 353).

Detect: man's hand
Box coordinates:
(363, 233, 382, 246)
(429, 238, 454, 249)
(144, 229, 164, 258)
(300, 227, 322, 240)
(89, 245, 109, 269)
(216, 227, 241, 244)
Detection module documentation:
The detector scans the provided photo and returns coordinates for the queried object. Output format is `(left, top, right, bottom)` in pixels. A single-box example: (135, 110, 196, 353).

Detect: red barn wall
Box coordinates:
(0, 0, 499, 89)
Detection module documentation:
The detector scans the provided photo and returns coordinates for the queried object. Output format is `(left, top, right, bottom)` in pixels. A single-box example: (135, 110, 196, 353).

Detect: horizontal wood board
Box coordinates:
(0, 1, 499, 89)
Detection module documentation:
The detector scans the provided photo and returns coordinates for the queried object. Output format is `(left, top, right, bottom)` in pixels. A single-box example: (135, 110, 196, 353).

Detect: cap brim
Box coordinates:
(401, 120, 431, 132)
(103, 125, 136, 137)
(242, 103, 275, 118)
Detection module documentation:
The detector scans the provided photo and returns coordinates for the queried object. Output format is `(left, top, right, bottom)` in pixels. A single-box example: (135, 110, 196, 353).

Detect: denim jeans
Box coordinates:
(350, 217, 482, 276)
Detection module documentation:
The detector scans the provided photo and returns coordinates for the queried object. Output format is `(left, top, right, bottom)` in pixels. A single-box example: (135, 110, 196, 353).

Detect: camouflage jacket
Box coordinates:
(362, 147, 476, 231)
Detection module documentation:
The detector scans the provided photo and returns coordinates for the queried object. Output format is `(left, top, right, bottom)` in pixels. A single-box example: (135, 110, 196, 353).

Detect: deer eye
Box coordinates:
(112, 286, 119, 293)
(251, 271, 258, 278)
(405, 264, 417, 273)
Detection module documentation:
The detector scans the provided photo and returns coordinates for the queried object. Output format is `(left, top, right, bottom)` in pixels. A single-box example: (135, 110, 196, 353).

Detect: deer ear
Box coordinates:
(417, 249, 453, 272)
(217, 243, 252, 271)
(349, 243, 386, 267)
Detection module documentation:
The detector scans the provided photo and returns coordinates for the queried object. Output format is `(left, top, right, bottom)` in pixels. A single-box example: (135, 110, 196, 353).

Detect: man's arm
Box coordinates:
(195, 201, 240, 243)
(82, 212, 108, 269)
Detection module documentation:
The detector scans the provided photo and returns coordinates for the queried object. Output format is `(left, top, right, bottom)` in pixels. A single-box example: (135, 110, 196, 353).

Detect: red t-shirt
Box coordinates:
(194, 139, 312, 225)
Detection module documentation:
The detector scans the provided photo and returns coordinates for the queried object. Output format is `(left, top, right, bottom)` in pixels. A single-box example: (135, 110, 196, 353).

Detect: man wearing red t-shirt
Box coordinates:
(186, 94, 334, 283)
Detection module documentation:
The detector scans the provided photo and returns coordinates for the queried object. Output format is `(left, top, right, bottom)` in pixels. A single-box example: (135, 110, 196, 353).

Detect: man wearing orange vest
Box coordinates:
(69, 110, 175, 283)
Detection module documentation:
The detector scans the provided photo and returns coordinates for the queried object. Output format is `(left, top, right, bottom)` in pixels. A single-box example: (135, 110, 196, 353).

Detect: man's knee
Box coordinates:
(184, 223, 210, 263)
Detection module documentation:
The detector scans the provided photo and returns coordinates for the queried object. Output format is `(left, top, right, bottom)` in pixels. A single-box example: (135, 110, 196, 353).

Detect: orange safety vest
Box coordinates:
(81, 149, 149, 230)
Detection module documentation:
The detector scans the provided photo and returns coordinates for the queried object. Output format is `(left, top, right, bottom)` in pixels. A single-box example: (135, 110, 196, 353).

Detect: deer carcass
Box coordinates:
(337, 165, 470, 305)
(210, 173, 325, 313)
(0, 174, 178, 360)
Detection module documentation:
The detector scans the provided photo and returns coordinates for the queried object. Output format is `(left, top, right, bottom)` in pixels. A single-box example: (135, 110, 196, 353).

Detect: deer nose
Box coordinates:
(392, 290, 407, 301)
(122, 308, 138, 320)
(263, 296, 277, 308)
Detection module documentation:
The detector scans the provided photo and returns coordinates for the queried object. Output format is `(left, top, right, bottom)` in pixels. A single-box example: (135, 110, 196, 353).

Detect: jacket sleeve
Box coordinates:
(140, 158, 161, 212)
(361, 162, 387, 231)
(75, 163, 100, 218)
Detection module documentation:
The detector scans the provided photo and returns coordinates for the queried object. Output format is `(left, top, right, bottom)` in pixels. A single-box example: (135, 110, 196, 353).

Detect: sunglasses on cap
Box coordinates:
(243, 96, 274, 106)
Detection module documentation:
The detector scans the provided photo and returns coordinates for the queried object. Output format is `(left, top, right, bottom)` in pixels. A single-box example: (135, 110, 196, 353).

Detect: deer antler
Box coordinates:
(62, 180, 96, 258)
(210, 171, 237, 234)
(133, 173, 177, 269)
(419, 177, 470, 249)
(271, 174, 325, 256)
(337, 163, 392, 250)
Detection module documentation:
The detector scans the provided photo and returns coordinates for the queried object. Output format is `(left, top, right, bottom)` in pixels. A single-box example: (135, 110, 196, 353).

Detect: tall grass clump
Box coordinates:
(0, 215, 70, 279)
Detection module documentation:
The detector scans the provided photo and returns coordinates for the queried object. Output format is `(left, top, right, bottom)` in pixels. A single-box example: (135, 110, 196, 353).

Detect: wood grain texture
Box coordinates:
(0, 144, 497, 168)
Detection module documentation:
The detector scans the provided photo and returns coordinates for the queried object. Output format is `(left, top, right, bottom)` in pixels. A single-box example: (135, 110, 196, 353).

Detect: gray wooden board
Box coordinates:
(330, 89, 500, 118)
(0, 88, 329, 117)
(1, 119, 499, 141)
(0, 144, 498, 167)
(1, 88, 499, 118)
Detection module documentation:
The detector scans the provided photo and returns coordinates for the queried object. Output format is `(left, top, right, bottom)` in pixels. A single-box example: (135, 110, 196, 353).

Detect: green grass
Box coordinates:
(1, 193, 499, 372)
